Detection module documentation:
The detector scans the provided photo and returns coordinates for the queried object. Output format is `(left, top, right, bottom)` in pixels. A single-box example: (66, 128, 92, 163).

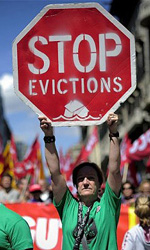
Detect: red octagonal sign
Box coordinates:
(13, 3, 136, 126)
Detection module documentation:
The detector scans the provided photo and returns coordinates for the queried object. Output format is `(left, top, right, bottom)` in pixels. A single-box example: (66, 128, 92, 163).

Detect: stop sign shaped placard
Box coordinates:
(13, 3, 136, 126)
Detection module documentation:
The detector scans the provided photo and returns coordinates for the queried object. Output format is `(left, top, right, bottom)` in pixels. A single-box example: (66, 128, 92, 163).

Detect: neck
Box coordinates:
(5, 187, 11, 193)
(124, 195, 133, 200)
(81, 197, 97, 207)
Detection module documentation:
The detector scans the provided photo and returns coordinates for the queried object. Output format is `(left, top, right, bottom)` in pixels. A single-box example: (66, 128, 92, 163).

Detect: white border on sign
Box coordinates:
(12, 2, 136, 127)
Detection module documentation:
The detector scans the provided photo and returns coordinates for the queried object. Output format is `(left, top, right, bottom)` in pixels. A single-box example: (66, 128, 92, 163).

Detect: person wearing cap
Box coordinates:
(39, 113, 122, 250)
(28, 184, 43, 202)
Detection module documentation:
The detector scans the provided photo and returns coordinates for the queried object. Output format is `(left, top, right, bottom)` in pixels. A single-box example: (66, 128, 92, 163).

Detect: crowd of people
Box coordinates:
(122, 195, 150, 250)
(1, 174, 150, 249)
(0, 172, 150, 206)
(1, 172, 150, 207)
(0, 173, 53, 204)
(121, 179, 150, 249)
(0, 112, 150, 249)
(121, 179, 150, 205)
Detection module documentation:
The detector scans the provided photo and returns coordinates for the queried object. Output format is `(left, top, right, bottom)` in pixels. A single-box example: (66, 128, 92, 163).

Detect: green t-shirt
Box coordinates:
(54, 181, 121, 250)
(0, 203, 33, 250)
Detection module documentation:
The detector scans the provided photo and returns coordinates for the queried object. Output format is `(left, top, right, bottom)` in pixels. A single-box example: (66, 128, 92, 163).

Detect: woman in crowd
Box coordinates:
(138, 179, 150, 196)
(122, 195, 150, 250)
(121, 181, 137, 205)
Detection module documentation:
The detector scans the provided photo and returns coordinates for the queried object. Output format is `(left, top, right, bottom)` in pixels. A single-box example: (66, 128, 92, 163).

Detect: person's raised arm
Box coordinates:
(107, 113, 122, 196)
(39, 117, 67, 204)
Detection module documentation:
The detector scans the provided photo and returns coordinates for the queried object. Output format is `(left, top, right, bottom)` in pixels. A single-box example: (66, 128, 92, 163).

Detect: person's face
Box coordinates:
(1, 176, 12, 189)
(18, 179, 28, 191)
(76, 166, 100, 201)
(38, 179, 47, 192)
(141, 183, 150, 195)
(122, 183, 133, 197)
(31, 191, 41, 201)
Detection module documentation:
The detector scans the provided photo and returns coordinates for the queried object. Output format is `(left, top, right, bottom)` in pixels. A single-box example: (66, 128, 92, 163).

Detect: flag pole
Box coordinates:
(19, 174, 31, 202)
(122, 163, 129, 183)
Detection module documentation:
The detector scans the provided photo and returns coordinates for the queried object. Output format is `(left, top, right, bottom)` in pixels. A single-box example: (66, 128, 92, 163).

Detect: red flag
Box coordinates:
(74, 126, 99, 166)
(14, 161, 26, 179)
(10, 136, 27, 179)
(59, 149, 77, 194)
(24, 136, 39, 162)
(60, 151, 72, 178)
(127, 129, 150, 161)
(0, 135, 44, 184)
(127, 161, 138, 186)
(10, 135, 18, 163)
(65, 166, 77, 196)
(23, 137, 44, 183)
(120, 134, 138, 186)
(147, 157, 150, 168)
(0, 136, 25, 180)
(120, 133, 131, 170)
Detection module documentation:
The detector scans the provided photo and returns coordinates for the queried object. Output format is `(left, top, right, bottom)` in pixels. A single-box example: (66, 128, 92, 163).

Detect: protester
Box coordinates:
(28, 184, 43, 202)
(39, 112, 122, 250)
(138, 179, 150, 196)
(0, 173, 20, 203)
(121, 180, 137, 205)
(121, 195, 150, 250)
(0, 203, 33, 249)
(38, 179, 53, 203)
(17, 177, 30, 202)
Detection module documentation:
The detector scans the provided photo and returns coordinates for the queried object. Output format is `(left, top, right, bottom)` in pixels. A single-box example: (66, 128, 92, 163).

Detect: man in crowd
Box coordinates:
(39, 113, 122, 250)
(0, 173, 20, 203)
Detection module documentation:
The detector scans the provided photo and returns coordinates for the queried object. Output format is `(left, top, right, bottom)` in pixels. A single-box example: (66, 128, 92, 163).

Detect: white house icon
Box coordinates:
(64, 100, 89, 118)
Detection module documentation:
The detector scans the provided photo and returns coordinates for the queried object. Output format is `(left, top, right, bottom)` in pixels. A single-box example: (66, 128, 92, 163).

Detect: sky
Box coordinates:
(0, 0, 112, 161)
